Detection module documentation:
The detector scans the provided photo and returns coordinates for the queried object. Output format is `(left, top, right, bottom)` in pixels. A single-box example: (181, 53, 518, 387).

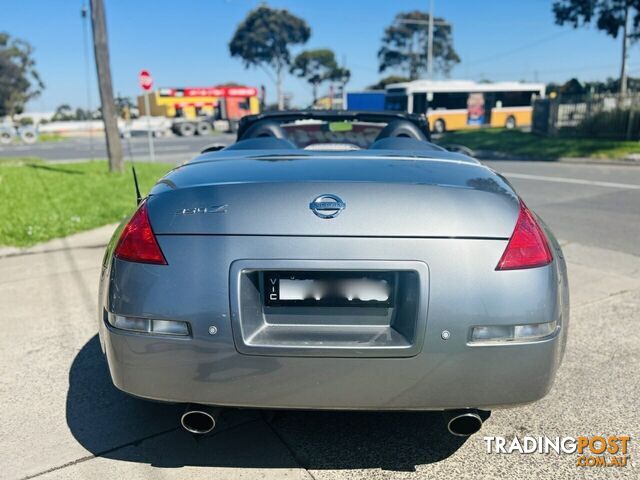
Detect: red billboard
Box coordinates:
(158, 86, 258, 98)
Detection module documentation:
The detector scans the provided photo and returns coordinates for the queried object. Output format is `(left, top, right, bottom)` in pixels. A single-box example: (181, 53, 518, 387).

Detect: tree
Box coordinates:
(52, 104, 74, 121)
(367, 75, 411, 90)
(328, 66, 351, 91)
(378, 11, 460, 80)
(229, 5, 310, 110)
(0, 32, 44, 118)
(547, 76, 640, 96)
(290, 49, 349, 103)
(553, 0, 640, 94)
(75, 107, 92, 120)
(114, 95, 135, 118)
(90, 0, 123, 173)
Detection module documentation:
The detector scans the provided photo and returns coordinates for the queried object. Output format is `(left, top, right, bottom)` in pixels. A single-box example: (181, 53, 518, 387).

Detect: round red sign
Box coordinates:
(139, 70, 153, 91)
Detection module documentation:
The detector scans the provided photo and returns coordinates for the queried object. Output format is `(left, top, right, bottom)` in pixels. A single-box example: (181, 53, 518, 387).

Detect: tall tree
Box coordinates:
(290, 49, 349, 103)
(0, 32, 44, 118)
(329, 66, 351, 91)
(90, 0, 123, 173)
(378, 11, 460, 80)
(229, 5, 310, 110)
(553, 0, 640, 94)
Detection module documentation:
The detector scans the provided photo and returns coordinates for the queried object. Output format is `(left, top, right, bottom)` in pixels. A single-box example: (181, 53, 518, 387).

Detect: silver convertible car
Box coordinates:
(98, 111, 569, 436)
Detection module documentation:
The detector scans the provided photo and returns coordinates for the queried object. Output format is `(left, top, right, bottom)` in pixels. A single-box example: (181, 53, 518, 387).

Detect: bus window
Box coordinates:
(412, 93, 427, 114)
(385, 95, 408, 112)
(497, 91, 536, 107)
(429, 92, 468, 110)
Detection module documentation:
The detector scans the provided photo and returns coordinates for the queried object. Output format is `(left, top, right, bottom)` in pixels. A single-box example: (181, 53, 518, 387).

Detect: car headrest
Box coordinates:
(374, 120, 429, 142)
(239, 120, 288, 140)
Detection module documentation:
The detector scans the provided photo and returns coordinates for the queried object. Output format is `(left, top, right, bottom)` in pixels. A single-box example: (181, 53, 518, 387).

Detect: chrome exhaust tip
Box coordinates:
(181, 405, 219, 435)
(444, 409, 484, 436)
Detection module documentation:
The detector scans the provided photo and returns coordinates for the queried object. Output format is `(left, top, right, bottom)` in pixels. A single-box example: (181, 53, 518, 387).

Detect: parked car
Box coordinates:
(98, 111, 569, 437)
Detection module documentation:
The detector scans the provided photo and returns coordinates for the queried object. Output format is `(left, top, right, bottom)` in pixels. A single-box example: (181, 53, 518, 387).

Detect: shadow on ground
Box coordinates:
(67, 335, 469, 472)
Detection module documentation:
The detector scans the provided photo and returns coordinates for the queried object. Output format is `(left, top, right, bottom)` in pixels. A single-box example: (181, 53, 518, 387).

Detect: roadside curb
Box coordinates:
(0, 223, 117, 259)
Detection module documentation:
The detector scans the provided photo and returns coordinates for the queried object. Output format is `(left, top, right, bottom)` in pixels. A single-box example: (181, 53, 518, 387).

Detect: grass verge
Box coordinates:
(438, 129, 640, 160)
(38, 133, 66, 142)
(0, 159, 173, 247)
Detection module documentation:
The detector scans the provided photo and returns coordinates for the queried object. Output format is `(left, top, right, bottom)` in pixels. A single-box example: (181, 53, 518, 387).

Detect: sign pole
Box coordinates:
(139, 69, 155, 162)
(144, 91, 155, 162)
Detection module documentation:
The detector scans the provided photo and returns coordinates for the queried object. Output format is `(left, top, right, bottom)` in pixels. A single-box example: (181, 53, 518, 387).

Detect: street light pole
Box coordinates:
(427, 0, 434, 80)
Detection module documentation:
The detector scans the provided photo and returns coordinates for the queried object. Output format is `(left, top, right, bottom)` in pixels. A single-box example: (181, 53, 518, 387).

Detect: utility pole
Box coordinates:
(427, 0, 434, 80)
(620, 3, 630, 96)
(90, 0, 123, 172)
(277, 63, 285, 110)
(80, 3, 94, 161)
(396, 2, 447, 81)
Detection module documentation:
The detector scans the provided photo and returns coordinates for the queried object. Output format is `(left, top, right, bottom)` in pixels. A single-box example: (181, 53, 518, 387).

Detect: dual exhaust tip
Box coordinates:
(180, 405, 487, 437)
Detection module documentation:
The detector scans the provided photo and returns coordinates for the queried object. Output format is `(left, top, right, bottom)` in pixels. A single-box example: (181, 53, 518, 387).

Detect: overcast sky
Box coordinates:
(3, 0, 638, 112)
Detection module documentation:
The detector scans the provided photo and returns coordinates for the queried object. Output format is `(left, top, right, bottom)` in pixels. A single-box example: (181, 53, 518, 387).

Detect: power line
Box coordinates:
(477, 63, 626, 80)
(464, 30, 573, 67)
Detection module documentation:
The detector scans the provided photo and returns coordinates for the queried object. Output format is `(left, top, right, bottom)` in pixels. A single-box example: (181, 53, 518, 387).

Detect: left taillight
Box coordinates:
(114, 200, 167, 265)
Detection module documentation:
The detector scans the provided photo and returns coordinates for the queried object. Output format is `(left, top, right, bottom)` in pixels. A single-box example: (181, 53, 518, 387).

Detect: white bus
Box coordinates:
(385, 80, 545, 133)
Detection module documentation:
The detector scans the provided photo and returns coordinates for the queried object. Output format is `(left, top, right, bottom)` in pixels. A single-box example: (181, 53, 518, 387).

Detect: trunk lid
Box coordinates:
(148, 155, 519, 238)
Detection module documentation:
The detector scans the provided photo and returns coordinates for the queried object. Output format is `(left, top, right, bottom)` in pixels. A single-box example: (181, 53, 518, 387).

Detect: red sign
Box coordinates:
(139, 70, 153, 91)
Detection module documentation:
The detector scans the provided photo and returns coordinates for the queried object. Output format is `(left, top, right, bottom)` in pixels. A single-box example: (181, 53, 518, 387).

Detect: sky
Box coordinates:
(2, 0, 639, 112)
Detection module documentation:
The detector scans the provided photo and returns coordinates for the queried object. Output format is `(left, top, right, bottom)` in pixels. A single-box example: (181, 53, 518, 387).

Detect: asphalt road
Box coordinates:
(484, 160, 640, 257)
(0, 134, 235, 164)
(1, 154, 639, 479)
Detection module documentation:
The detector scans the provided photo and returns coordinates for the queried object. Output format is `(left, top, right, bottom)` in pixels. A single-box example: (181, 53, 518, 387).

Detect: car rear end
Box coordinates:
(98, 153, 569, 411)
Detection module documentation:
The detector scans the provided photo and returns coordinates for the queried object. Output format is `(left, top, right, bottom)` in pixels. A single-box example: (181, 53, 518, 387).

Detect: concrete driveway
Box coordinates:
(1, 163, 639, 479)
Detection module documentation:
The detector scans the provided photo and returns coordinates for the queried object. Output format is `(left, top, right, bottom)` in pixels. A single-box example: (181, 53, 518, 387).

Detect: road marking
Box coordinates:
(502, 172, 640, 190)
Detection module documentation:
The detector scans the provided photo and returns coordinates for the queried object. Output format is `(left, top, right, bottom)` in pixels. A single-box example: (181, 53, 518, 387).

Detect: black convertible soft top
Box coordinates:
(236, 110, 431, 142)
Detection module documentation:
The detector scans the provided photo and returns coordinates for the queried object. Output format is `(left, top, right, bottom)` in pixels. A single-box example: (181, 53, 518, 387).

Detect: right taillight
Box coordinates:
(496, 200, 552, 270)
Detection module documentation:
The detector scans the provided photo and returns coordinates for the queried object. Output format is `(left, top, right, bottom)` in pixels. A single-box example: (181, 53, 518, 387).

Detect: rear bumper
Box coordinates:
(102, 322, 564, 410)
(99, 235, 569, 410)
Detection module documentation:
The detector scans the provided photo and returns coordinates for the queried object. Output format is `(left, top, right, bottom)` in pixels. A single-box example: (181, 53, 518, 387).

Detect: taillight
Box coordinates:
(496, 200, 552, 270)
(114, 201, 167, 265)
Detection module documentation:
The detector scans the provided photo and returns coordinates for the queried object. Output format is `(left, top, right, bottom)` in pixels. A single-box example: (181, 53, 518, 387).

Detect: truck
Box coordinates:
(345, 91, 386, 111)
(137, 85, 261, 136)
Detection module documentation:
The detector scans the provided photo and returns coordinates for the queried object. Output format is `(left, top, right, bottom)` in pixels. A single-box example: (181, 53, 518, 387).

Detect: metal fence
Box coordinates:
(533, 94, 640, 140)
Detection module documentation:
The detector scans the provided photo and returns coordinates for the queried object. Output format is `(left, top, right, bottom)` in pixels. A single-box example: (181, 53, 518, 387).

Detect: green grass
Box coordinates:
(0, 159, 173, 247)
(38, 133, 66, 142)
(438, 129, 640, 160)
(5, 133, 66, 144)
